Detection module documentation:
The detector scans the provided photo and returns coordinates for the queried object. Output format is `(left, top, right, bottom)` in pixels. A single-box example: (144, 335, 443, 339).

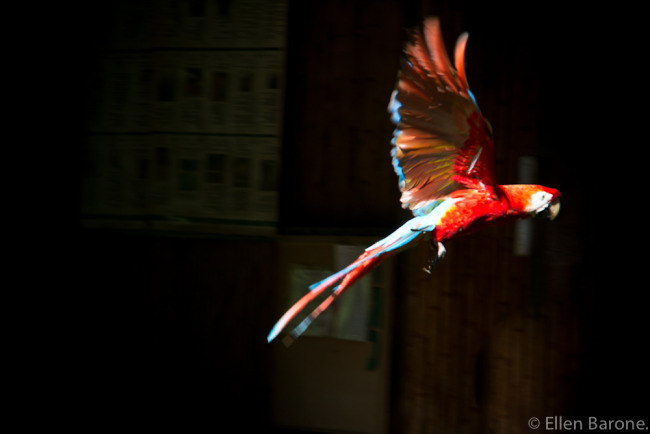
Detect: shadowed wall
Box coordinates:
(63, 0, 648, 432)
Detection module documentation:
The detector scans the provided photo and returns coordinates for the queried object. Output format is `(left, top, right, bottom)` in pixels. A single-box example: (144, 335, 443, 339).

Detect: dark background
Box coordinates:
(40, 0, 648, 431)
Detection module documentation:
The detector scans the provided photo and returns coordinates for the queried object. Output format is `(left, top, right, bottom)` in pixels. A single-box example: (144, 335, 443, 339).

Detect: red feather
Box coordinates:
(391, 17, 498, 214)
(268, 18, 561, 344)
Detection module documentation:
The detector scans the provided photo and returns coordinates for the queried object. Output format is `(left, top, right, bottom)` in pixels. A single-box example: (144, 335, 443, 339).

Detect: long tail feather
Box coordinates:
(281, 253, 380, 346)
(267, 222, 429, 343)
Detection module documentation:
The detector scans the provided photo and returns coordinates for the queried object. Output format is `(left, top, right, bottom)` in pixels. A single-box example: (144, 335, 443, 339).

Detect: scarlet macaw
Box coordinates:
(268, 17, 560, 344)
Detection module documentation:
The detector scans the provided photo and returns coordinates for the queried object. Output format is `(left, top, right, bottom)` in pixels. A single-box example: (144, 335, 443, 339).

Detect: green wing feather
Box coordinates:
(389, 17, 497, 216)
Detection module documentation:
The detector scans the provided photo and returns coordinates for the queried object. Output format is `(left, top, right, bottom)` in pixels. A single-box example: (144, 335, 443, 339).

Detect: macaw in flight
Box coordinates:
(268, 17, 560, 344)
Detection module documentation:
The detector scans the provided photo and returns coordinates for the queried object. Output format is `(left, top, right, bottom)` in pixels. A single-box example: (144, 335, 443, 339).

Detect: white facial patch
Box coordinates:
(526, 191, 554, 213)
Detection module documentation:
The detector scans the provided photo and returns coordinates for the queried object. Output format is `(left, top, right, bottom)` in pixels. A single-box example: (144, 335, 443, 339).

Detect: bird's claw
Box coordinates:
(423, 240, 446, 274)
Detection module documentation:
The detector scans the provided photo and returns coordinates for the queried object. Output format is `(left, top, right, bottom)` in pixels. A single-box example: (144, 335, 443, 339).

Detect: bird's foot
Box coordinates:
(424, 240, 446, 274)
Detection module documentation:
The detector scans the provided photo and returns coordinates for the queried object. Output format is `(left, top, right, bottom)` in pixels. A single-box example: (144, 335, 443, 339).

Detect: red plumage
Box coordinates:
(268, 18, 560, 344)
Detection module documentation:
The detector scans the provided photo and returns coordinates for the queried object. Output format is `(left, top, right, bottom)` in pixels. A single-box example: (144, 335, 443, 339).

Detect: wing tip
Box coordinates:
(454, 32, 469, 87)
(422, 16, 441, 32)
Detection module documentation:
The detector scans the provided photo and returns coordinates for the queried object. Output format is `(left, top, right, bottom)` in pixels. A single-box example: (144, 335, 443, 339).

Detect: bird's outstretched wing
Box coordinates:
(389, 17, 498, 216)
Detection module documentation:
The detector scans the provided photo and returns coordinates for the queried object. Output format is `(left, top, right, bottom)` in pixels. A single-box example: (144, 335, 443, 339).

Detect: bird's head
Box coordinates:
(503, 185, 561, 220)
(526, 187, 561, 220)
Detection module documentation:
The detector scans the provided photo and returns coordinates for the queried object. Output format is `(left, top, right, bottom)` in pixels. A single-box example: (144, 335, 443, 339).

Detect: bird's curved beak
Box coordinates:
(548, 199, 560, 221)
